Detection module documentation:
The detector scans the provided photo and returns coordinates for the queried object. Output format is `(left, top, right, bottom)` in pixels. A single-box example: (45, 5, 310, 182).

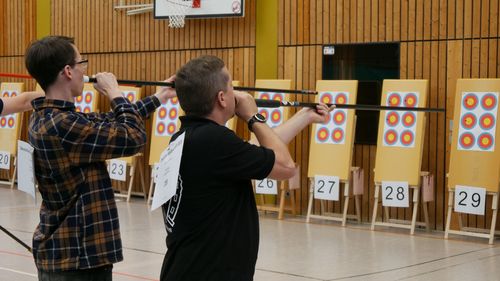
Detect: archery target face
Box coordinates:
(0, 90, 18, 129)
(256, 92, 285, 128)
(75, 91, 95, 113)
(314, 91, 350, 144)
(155, 97, 180, 137)
(458, 92, 498, 152)
(122, 90, 138, 103)
(382, 92, 420, 147)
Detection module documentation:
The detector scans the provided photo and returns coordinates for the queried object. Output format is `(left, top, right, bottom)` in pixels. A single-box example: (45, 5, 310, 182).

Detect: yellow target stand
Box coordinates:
(147, 81, 239, 204)
(252, 79, 296, 219)
(445, 79, 500, 244)
(109, 86, 148, 202)
(306, 80, 361, 226)
(371, 80, 431, 234)
(0, 83, 24, 189)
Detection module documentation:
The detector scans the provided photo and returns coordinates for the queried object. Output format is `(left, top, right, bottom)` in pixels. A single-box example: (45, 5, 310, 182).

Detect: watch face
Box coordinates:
(255, 113, 267, 122)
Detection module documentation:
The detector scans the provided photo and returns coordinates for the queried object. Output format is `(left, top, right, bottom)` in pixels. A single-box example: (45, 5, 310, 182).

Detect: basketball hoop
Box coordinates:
(166, 0, 193, 28)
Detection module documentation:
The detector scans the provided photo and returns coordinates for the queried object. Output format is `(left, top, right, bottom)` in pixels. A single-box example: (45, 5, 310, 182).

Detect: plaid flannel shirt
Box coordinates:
(29, 95, 160, 271)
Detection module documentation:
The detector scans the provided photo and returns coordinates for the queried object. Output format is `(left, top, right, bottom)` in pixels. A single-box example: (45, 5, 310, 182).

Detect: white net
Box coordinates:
(167, 0, 193, 28)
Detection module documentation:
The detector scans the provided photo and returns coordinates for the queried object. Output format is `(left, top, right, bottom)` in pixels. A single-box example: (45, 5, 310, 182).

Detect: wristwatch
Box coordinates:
(247, 113, 267, 132)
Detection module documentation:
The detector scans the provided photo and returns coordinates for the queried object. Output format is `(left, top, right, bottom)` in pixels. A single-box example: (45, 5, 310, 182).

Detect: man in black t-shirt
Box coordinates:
(160, 55, 331, 281)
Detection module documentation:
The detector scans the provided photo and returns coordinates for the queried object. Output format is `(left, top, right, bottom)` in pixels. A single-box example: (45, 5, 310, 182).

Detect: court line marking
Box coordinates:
(0, 266, 37, 278)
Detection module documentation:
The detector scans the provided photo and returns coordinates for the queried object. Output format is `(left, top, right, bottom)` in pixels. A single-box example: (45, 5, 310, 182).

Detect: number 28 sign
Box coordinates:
(382, 181, 409, 207)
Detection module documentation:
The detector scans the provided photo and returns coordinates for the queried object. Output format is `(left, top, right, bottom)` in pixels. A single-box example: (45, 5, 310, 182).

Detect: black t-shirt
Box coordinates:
(160, 116, 275, 281)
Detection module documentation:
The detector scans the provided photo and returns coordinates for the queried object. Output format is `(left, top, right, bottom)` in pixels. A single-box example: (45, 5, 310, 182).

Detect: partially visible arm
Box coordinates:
(1, 91, 44, 115)
(250, 104, 332, 145)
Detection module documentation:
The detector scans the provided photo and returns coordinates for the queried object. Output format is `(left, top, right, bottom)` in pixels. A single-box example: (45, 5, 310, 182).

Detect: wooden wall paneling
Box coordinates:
(464, 0, 472, 38)
(297, 0, 303, 45)
(363, 0, 371, 42)
(385, 0, 393, 42)
(290, 0, 297, 45)
(401, 0, 408, 41)
(378, 0, 385, 41)
(491, 0, 499, 37)
(317, 0, 323, 45)
(335, 0, 343, 43)
(489, 39, 498, 78)
(349, 0, 356, 43)
(370, 0, 378, 42)
(473, 0, 481, 38)
(311, 0, 318, 44)
(324, 0, 330, 44)
(423, 0, 431, 40)
(481, 0, 490, 38)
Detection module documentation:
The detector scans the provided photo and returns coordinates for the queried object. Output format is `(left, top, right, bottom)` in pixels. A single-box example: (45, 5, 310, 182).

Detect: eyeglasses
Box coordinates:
(75, 59, 88, 68)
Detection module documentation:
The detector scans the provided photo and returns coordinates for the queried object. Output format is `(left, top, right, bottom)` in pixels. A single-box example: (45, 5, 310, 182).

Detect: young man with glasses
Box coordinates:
(24, 35, 175, 281)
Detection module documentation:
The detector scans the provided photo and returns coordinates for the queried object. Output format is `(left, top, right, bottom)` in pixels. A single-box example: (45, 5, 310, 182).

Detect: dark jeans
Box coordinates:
(38, 265, 113, 281)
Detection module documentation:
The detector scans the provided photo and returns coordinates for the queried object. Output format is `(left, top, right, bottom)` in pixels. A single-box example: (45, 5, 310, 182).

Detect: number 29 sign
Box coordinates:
(454, 185, 486, 215)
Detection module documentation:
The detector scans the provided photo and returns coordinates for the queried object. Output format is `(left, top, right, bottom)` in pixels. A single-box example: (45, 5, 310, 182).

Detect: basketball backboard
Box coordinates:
(154, 0, 244, 19)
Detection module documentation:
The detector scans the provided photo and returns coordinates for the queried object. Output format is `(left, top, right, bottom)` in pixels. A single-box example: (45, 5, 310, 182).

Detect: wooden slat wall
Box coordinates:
(279, 0, 500, 231)
(48, 0, 256, 194)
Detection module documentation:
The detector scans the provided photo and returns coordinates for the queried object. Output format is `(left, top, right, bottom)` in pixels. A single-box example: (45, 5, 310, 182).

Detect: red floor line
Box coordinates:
(0, 249, 32, 259)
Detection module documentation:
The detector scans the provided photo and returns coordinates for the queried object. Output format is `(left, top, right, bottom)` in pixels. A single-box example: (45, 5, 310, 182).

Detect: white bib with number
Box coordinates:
(382, 181, 409, 207)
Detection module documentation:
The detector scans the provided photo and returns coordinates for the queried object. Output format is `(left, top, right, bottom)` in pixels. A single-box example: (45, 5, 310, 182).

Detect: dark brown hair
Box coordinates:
(175, 55, 229, 117)
(25, 36, 76, 91)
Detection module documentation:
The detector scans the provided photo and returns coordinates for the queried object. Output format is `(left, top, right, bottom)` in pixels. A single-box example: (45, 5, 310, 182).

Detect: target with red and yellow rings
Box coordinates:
(386, 111, 399, 127)
(0, 118, 6, 127)
(156, 122, 166, 135)
(402, 112, 416, 128)
(75, 95, 83, 103)
(126, 92, 136, 102)
(404, 93, 418, 107)
(335, 93, 348, 105)
(83, 107, 91, 113)
(400, 130, 415, 146)
(384, 129, 398, 145)
(170, 97, 178, 105)
(169, 108, 178, 120)
(462, 93, 479, 110)
(271, 109, 282, 124)
(331, 128, 344, 143)
(316, 127, 329, 143)
(332, 111, 346, 125)
(460, 112, 477, 130)
(273, 94, 284, 102)
(159, 108, 167, 119)
(259, 109, 268, 120)
(2, 91, 8, 98)
(259, 92, 271, 100)
(7, 118, 14, 128)
(479, 113, 495, 130)
(478, 133, 494, 150)
(10, 92, 17, 97)
(320, 93, 333, 104)
(85, 92, 93, 104)
(481, 93, 497, 111)
(387, 93, 401, 106)
(167, 122, 177, 135)
(459, 132, 475, 149)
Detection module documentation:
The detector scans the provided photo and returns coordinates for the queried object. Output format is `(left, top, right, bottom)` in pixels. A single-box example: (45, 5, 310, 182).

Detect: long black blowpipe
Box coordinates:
(83, 76, 317, 95)
(255, 99, 445, 113)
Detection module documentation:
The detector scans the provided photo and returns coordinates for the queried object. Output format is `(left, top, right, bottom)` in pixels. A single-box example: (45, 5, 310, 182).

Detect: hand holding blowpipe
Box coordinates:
(83, 76, 317, 95)
(255, 99, 445, 113)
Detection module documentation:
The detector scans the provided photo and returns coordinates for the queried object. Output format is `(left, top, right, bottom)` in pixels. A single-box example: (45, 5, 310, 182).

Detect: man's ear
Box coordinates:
(215, 90, 227, 108)
(60, 65, 72, 80)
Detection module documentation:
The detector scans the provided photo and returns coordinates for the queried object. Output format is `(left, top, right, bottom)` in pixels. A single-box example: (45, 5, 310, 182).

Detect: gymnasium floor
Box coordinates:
(0, 187, 499, 281)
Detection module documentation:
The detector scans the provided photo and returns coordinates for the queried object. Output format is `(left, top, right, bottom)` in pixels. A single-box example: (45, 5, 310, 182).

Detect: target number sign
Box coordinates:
(108, 159, 127, 182)
(382, 181, 409, 207)
(255, 178, 278, 195)
(0, 151, 10, 170)
(454, 185, 486, 215)
(313, 175, 340, 201)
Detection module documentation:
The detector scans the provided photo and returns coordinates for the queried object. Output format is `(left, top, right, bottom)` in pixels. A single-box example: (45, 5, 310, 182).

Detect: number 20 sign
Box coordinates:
(313, 175, 340, 201)
(382, 181, 409, 207)
(454, 185, 486, 215)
